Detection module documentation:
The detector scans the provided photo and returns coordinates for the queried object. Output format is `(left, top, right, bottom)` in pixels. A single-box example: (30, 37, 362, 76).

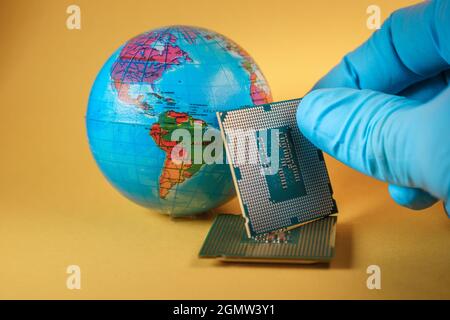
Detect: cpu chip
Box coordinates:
(199, 214, 337, 264)
(217, 99, 337, 237)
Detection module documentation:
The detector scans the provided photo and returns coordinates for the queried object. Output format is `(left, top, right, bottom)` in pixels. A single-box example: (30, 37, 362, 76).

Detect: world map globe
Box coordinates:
(86, 26, 272, 216)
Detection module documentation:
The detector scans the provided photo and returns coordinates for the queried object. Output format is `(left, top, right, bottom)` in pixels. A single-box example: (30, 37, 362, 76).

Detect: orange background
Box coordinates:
(0, 0, 449, 299)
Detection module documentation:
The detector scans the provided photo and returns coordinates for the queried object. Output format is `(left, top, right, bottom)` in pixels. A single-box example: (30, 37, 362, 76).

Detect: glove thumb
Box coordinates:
(297, 88, 439, 210)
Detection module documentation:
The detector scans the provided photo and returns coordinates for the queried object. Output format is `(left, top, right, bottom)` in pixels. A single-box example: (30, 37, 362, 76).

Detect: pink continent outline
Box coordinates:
(110, 27, 272, 110)
(110, 30, 192, 110)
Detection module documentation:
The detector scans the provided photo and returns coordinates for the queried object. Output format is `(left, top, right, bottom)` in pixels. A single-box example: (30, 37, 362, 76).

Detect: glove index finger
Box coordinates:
(315, 0, 450, 94)
(297, 88, 421, 188)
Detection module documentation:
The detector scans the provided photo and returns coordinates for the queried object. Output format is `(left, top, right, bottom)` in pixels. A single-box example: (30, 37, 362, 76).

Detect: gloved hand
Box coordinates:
(296, 0, 450, 215)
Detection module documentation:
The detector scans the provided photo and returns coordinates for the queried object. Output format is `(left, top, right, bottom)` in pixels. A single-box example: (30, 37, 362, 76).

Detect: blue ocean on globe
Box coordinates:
(86, 26, 272, 216)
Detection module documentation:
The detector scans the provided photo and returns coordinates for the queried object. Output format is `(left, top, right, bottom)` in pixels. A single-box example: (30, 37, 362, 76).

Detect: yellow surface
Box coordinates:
(0, 0, 449, 299)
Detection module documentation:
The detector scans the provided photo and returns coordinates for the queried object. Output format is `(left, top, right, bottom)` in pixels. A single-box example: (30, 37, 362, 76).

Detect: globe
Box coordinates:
(86, 26, 272, 216)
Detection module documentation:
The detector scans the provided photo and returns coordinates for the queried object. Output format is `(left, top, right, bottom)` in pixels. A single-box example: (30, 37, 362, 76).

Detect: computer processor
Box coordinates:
(199, 214, 337, 264)
(217, 98, 337, 237)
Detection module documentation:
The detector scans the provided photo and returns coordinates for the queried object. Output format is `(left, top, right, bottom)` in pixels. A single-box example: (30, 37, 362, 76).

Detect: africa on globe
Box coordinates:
(86, 25, 272, 216)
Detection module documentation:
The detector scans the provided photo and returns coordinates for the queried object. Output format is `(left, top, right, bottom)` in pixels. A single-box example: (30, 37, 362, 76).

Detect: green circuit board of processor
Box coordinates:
(258, 126, 307, 203)
(199, 214, 337, 264)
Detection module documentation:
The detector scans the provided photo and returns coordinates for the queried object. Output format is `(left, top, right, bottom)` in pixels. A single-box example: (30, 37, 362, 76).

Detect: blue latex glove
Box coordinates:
(297, 0, 450, 215)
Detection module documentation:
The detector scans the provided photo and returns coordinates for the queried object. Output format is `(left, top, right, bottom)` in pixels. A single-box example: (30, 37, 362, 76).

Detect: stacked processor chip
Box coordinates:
(199, 99, 338, 264)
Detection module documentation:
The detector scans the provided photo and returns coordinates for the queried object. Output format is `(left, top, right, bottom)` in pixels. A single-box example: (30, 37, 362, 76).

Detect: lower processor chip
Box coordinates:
(217, 98, 338, 237)
(199, 214, 337, 264)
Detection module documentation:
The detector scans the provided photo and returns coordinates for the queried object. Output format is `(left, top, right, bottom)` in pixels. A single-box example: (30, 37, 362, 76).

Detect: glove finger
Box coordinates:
(388, 184, 438, 210)
(399, 70, 450, 102)
(297, 88, 421, 186)
(314, 0, 450, 94)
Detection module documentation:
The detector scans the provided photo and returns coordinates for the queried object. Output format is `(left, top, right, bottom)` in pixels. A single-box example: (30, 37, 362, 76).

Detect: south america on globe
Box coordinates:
(86, 26, 272, 216)
(150, 110, 212, 199)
